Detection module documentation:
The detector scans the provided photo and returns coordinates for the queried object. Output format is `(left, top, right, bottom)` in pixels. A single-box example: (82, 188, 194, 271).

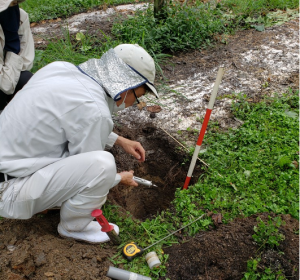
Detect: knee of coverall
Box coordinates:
(79, 151, 117, 197)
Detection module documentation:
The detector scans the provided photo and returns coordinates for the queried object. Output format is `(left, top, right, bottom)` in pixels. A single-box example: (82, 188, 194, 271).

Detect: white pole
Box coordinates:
(183, 67, 225, 190)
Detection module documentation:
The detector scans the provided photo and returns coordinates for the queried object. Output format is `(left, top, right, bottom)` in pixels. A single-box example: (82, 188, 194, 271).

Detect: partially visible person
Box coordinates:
(0, 0, 34, 110)
(0, 43, 159, 244)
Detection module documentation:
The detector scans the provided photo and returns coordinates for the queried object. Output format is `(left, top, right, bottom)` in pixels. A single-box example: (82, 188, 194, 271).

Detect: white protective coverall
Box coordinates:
(0, 47, 153, 238)
(0, 8, 35, 94)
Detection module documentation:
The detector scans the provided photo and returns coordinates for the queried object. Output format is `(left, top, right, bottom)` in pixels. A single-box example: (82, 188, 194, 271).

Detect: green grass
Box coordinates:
(30, 0, 299, 69)
(112, 1, 227, 53)
(100, 90, 299, 279)
(243, 257, 289, 280)
(241, 216, 288, 280)
(112, 0, 299, 53)
(176, 91, 299, 221)
(23, 0, 299, 56)
(20, 0, 146, 22)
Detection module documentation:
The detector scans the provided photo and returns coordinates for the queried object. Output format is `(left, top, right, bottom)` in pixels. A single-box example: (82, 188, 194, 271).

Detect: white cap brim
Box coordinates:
(146, 83, 159, 99)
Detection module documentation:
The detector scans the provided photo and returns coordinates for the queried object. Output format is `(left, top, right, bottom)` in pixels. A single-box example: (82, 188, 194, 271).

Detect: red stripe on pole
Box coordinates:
(182, 68, 225, 191)
(183, 176, 191, 190)
(182, 108, 212, 190)
(196, 109, 212, 146)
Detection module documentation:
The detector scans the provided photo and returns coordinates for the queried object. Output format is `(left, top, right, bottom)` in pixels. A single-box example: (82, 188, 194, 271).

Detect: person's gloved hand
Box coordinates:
(115, 136, 146, 162)
(119, 170, 138, 187)
(0, 4, 20, 54)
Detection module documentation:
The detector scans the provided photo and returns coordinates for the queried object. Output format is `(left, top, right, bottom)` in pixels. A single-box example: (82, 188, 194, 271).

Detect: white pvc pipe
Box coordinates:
(106, 266, 152, 280)
(183, 67, 225, 190)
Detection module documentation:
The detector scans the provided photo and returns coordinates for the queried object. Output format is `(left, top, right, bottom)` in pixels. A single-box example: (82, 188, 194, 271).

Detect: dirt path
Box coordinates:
(31, 5, 299, 145)
(0, 6, 298, 280)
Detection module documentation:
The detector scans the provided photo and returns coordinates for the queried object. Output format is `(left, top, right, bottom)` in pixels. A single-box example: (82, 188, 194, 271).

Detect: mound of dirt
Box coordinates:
(164, 213, 299, 280)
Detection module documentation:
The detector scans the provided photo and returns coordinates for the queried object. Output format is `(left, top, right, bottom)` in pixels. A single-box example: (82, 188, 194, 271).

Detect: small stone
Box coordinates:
(150, 112, 156, 118)
(35, 252, 47, 266)
(45, 272, 54, 277)
(7, 245, 16, 252)
(7, 272, 24, 280)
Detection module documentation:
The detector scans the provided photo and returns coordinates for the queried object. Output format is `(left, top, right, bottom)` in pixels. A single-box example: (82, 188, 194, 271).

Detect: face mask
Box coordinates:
(112, 91, 128, 113)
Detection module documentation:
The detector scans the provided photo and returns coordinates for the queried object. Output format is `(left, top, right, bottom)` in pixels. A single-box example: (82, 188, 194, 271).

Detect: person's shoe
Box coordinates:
(58, 221, 119, 244)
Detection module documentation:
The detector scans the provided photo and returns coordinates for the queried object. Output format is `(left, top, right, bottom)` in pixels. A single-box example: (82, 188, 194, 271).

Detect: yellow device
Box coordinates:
(122, 242, 144, 261)
(122, 214, 205, 261)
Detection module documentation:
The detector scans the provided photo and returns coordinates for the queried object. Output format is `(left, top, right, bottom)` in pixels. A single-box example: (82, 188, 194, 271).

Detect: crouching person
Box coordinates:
(0, 44, 159, 243)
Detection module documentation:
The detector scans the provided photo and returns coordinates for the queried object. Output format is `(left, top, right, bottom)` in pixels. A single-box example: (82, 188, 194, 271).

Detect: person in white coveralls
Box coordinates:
(0, 43, 159, 243)
(0, 0, 35, 110)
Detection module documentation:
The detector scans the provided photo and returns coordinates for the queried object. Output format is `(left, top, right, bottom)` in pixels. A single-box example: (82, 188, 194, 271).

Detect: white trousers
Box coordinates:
(0, 151, 117, 230)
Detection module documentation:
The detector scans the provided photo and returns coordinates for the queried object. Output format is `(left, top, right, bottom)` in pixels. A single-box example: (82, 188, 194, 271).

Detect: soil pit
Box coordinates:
(108, 125, 202, 220)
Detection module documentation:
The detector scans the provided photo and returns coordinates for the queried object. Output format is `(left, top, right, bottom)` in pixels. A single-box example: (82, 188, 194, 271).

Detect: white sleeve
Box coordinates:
(106, 131, 119, 149)
(0, 10, 34, 94)
(0, 51, 23, 94)
(19, 9, 34, 71)
(113, 173, 121, 187)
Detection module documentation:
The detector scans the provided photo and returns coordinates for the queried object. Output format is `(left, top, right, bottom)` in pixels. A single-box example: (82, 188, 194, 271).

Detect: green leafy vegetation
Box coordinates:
(221, 0, 298, 16)
(174, 90, 299, 224)
(21, 0, 144, 22)
(112, 0, 298, 53)
(112, 2, 226, 53)
(242, 216, 288, 280)
(100, 90, 299, 279)
(31, 30, 118, 72)
(252, 216, 285, 249)
(242, 258, 288, 280)
(22, 0, 299, 59)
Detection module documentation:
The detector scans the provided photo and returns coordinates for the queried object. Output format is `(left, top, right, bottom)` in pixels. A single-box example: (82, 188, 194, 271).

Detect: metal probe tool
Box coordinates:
(133, 176, 158, 187)
(122, 214, 205, 261)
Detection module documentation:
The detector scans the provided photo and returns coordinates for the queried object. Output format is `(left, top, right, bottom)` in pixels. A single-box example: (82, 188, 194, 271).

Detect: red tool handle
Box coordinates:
(91, 209, 114, 233)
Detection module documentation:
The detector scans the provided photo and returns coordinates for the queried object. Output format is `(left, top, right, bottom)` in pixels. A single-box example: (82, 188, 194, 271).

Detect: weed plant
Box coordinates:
(21, 0, 299, 28)
(111, 0, 298, 54)
(22, 0, 299, 58)
(243, 257, 288, 280)
(112, 1, 227, 53)
(252, 216, 285, 249)
(31, 30, 120, 72)
(241, 216, 287, 279)
(221, 0, 298, 16)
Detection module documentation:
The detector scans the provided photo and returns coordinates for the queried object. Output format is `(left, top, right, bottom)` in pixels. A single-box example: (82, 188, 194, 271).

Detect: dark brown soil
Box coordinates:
(0, 7, 298, 280)
(164, 213, 299, 280)
(0, 212, 298, 280)
(109, 125, 201, 220)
